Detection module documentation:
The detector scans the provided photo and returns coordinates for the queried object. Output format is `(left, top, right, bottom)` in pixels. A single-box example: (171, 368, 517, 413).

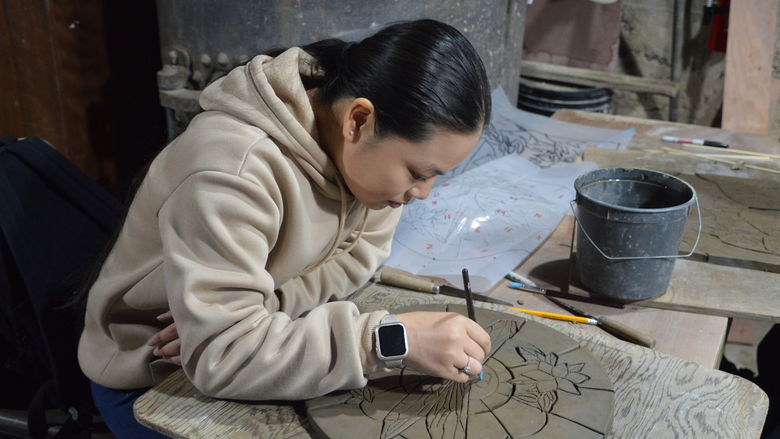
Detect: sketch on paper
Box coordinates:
(436, 88, 634, 186)
(306, 308, 614, 438)
(384, 88, 631, 290)
(385, 154, 597, 291)
(394, 164, 571, 261)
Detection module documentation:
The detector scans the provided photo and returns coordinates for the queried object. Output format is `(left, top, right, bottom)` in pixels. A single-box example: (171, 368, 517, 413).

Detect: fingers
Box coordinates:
(464, 319, 492, 357)
(154, 338, 181, 360)
(463, 338, 486, 364)
(147, 322, 178, 347)
(147, 311, 182, 365)
(156, 310, 174, 322)
(451, 355, 483, 383)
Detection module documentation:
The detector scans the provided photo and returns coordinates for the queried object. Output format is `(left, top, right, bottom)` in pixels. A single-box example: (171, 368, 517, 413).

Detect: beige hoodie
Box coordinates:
(78, 48, 401, 400)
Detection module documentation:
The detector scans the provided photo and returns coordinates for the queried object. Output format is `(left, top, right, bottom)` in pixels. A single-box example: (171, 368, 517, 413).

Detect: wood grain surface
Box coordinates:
(134, 285, 767, 439)
(552, 110, 780, 157)
(521, 61, 678, 97)
(722, 0, 777, 135)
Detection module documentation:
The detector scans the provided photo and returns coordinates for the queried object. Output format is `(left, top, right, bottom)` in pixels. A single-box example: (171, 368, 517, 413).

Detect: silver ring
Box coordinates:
(462, 356, 472, 374)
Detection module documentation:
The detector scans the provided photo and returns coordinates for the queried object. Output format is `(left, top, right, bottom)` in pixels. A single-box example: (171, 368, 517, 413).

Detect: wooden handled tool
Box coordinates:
(378, 267, 438, 293)
(377, 267, 513, 306)
(547, 296, 656, 348)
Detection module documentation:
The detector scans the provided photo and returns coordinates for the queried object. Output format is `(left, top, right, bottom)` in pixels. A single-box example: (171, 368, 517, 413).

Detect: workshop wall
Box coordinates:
(616, 0, 780, 141)
(613, 0, 725, 126)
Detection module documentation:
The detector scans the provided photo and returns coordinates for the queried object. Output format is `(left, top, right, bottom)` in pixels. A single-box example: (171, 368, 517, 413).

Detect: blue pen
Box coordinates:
(505, 272, 537, 287)
(507, 281, 547, 294)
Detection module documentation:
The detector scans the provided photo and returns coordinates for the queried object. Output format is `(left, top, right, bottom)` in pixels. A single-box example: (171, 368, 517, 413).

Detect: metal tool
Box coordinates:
(377, 267, 513, 306)
(462, 268, 476, 321)
(546, 296, 656, 348)
(506, 282, 624, 308)
(461, 268, 484, 380)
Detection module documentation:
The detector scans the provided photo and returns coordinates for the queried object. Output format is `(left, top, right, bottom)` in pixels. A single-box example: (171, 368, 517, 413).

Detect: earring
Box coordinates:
(349, 130, 355, 136)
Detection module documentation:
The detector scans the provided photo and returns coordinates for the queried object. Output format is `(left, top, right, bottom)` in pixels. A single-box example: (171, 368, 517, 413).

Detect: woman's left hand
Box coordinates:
(147, 311, 182, 365)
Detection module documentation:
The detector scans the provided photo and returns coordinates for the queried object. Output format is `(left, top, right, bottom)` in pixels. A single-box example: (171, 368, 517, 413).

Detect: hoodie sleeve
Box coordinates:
(274, 206, 403, 370)
(158, 170, 388, 400)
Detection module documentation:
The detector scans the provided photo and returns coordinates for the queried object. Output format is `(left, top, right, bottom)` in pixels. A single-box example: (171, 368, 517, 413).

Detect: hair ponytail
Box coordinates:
(298, 20, 491, 142)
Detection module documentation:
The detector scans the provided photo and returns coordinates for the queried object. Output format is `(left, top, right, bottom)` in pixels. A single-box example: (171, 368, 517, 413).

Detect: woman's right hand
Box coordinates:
(395, 311, 491, 383)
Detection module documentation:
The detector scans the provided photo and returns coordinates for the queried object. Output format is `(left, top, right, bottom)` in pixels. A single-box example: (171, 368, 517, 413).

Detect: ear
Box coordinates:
(342, 98, 375, 143)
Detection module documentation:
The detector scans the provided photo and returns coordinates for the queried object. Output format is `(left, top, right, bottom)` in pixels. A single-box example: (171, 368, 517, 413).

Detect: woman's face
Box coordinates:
(340, 129, 481, 210)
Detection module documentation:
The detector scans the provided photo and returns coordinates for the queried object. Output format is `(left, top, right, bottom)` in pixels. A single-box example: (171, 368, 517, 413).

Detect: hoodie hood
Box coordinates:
(199, 47, 369, 274)
(199, 47, 344, 201)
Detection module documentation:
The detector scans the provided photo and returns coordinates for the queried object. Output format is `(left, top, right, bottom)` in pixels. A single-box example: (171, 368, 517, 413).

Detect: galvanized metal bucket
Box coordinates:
(572, 168, 700, 301)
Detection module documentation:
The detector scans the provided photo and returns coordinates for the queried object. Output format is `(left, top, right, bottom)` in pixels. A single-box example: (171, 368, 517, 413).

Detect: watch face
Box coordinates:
(378, 324, 407, 357)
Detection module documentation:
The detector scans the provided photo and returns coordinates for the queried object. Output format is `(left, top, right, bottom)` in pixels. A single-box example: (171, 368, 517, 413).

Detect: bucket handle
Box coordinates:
(568, 195, 702, 261)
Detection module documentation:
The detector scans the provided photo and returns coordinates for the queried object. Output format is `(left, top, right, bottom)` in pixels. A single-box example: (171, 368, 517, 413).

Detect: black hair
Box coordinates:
(297, 19, 491, 142)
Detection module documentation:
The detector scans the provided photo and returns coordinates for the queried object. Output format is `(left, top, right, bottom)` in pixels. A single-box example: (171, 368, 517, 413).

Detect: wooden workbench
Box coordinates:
(553, 109, 780, 156)
(135, 110, 775, 437)
(134, 284, 768, 438)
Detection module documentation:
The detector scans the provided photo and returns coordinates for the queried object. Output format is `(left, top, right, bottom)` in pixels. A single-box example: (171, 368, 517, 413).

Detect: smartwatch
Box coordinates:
(374, 314, 409, 368)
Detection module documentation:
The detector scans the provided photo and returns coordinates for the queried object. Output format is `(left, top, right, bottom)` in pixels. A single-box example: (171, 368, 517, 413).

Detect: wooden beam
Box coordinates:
(722, 0, 777, 135)
(521, 60, 679, 97)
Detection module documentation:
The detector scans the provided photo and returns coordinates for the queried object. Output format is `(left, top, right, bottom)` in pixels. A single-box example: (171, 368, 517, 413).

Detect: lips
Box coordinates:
(388, 201, 403, 208)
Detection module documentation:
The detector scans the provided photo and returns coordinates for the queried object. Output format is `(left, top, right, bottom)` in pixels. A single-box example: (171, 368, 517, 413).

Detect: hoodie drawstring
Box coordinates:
(300, 176, 369, 275)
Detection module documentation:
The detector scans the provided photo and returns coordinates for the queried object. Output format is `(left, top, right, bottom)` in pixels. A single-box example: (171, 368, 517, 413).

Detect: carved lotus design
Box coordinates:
(307, 307, 614, 438)
(510, 346, 591, 413)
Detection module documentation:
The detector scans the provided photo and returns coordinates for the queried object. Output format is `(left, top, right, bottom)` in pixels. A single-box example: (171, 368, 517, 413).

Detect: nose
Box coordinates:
(407, 177, 436, 201)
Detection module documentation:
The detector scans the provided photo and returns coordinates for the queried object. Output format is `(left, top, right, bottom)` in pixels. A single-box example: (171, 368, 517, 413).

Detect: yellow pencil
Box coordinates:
(508, 307, 598, 325)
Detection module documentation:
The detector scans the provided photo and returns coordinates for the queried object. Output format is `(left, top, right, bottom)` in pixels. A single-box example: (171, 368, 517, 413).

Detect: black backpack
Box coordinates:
(0, 136, 123, 438)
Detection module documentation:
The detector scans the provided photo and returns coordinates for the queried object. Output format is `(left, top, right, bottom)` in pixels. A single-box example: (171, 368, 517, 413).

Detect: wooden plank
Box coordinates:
(1, 0, 116, 185)
(722, 0, 777, 135)
(521, 60, 679, 96)
(0, 4, 24, 133)
(552, 109, 780, 156)
(517, 215, 780, 323)
(4, 0, 65, 147)
(48, 0, 110, 177)
(135, 286, 767, 439)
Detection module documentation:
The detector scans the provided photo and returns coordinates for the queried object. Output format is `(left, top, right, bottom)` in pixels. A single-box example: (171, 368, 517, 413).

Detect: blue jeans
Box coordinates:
(90, 381, 169, 439)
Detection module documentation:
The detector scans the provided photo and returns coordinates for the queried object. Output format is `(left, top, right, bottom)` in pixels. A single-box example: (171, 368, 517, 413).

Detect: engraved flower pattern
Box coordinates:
(308, 310, 613, 439)
(509, 345, 591, 413)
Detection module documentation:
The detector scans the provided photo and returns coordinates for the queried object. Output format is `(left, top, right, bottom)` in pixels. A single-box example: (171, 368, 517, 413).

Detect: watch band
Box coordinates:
(380, 314, 399, 324)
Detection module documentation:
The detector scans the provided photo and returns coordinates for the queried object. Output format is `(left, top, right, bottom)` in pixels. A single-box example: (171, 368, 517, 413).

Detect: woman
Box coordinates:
(79, 19, 492, 437)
